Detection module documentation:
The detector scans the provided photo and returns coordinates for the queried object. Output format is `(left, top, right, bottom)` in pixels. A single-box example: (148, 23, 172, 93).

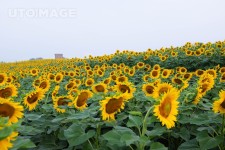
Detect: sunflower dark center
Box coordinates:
(159, 87, 169, 95)
(106, 97, 123, 114)
(40, 82, 47, 89)
(174, 79, 182, 84)
(146, 85, 154, 94)
(159, 98, 171, 118)
(119, 85, 130, 93)
(220, 100, 225, 109)
(27, 93, 39, 104)
(58, 98, 69, 106)
(0, 75, 4, 83)
(95, 85, 105, 92)
(77, 92, 89, 107)
(67, 83, 74, 89)
(0, 103, 15, 118)
(152, 71, 158, 77)
(0, 88, 13, 98)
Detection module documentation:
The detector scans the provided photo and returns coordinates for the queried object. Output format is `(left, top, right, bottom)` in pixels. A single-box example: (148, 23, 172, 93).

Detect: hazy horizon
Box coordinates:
(0, 0, 225, 62)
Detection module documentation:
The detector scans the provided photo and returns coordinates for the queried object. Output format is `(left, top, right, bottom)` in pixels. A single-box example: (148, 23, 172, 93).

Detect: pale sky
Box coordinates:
(0, 0, 225, 62)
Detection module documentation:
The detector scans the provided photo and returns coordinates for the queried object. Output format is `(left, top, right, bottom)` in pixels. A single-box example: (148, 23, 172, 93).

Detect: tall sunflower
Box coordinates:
(153, 89, 180, 129)
(73, 90, 93, 110)
(213, 90, 225, 114)
(0, 100, 24, 124)
(23, 89, 45, 111)
(100, 94, 127, 121)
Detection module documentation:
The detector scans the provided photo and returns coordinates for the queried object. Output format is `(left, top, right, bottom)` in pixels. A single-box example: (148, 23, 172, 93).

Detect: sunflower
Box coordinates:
(97, 69, 104, 77)
(23, 89, 45, 111)
(47, 73, 55, 80)
(153, 64, 161, 70)
(195, 69, 204, 77)
(143, 75, 150, 82)
(161, 69, 171, 78)
(92, 83, 107, 93)
(0, 100, 24, 124)
(213, 90, 225, 114)
(182, 73, 193, 81)
(220, 73, 225, 82)
(53, 95, 73, 113)
(38, 80, 50, 92)
(116, 76, 128, 83)
(128, 69, 135, 76)
(65, 81, 76, 90)
(153, 83, 174, 98)
(114, 81, 136, 100)
(137, 62, 145, 69)
(142, 83, 155, 97)
(179, 67, 187, 74)
(103, 78, 111, 85)
(100, 94, 127, 121)
(85, 78, 95, 86)
(0, 73, 7, 86)
(0, 131, 18, 150)
(0, 84, 18, 100)
(186, 50, 193, 56)
(150, 70, 160, 79)
(54, 73, 64, 83)
(219, 67, 225, 74)
(30, 68, 39, 76)
(206, 69, 217, 78)
(153, 89, 179, 129)
(73, 90, 93, 110)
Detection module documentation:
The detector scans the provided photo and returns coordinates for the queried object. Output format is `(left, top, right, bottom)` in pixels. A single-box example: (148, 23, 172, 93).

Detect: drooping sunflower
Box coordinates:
(114, 81, 136, 100)
(153, 83, 174, 98)
(0, 100, 24, 124)
(0, 131, 18, 150)
(73, 90, 93, 110)
(153, 89, 180, 129)
(213, 90, 225, 114)
(85, 78, 95, 86)
(92, 83, 107, 93)
(23, 89, 45, 111)
(53, 95, 73, 113)
(0, 73, 7, 86)
(142, 83, 155, 97)
(99, 94, 127, 121)
(0, 84, 18, 100)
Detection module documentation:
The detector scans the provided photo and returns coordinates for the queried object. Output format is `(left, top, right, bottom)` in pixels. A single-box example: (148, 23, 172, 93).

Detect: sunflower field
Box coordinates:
(1, 41, 225, 150)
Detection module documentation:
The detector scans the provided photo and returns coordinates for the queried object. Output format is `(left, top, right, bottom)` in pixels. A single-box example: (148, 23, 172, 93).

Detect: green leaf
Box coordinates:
(127, 115, 142, 128)
(178, 139, 200, 150)
(0, 126, 13, 140)
(150, 142, 167, 150)
(64, 124, 95, 147)
(196, 132, 223, 150)
(102, 130, 122, 146)
(120, 132, 139, 146)
(10, 137, 36, 150)
(128, 111, 142, 116)
(146, 126, 166, 137)
(178, 127, 190, 141)
(25, 113, 45, 121)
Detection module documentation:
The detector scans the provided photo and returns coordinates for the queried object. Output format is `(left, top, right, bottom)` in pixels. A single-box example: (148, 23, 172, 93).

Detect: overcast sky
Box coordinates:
(0, 0, 225, 62)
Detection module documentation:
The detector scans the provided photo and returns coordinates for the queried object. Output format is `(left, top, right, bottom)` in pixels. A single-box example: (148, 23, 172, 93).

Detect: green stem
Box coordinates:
(88, 139, 94, 150)
(140, 106, 153, 150)
(141, 106, 153, 136)
(129, 145, 134, 150)
(96, 124, 101, 148)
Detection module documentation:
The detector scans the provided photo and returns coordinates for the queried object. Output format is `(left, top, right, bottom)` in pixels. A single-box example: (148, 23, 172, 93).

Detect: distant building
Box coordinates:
(55, 54, 64, 59)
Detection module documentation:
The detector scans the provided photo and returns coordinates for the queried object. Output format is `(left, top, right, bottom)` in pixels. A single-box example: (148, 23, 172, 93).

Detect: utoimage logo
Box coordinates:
(8, 8, 77, 18)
